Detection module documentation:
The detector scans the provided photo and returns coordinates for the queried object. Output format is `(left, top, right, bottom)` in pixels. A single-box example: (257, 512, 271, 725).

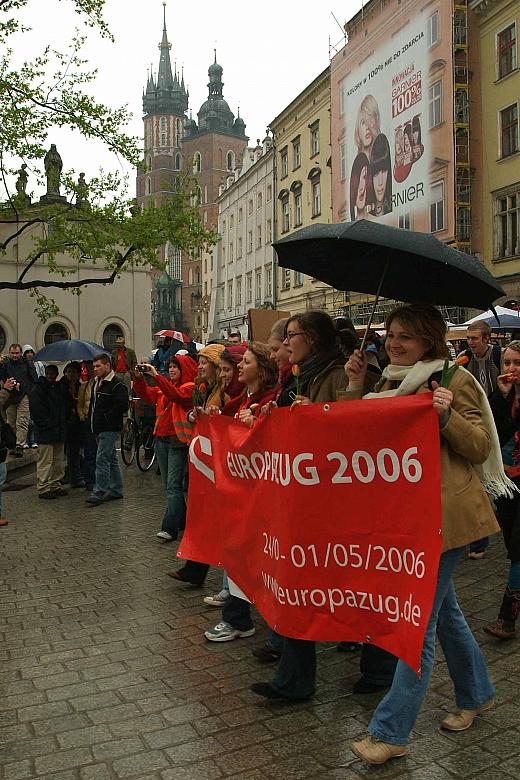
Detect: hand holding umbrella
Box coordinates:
(345, 349, 368, 390)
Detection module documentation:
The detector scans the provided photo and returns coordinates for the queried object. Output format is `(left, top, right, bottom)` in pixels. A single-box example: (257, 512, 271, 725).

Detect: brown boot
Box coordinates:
(351, 735, 407, 765)
(484, 587, 520, 639)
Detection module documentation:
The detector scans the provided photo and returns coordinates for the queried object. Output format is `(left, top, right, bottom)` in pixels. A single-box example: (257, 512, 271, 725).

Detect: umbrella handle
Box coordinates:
(359, 259, 390, 351)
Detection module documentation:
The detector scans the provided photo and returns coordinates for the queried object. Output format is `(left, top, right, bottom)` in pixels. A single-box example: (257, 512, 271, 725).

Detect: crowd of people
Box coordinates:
(1, 312, 519, 767)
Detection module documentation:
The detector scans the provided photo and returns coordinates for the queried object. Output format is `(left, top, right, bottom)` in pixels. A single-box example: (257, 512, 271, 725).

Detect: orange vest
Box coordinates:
(154, 382, 194, 444)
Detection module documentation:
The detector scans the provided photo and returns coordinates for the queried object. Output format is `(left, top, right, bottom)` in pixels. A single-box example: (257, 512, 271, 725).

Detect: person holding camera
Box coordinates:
(133, 355, 197, 540)
(0, 344, 37, 455)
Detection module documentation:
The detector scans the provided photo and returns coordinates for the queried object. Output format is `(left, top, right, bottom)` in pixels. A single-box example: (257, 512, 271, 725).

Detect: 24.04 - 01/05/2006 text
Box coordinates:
(262, 536, 426, 579)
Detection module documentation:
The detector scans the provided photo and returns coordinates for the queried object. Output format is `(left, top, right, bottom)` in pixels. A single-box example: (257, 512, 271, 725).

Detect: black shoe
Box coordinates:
(39, 491, 57, 500)
(251, 645, 282, 663)
(85, 496, 103, 507)
(71, 482, 85, 489)
(14, 446, 23, 458)
(166, 570, 204, 587)
(352, 677, 391, 695)
(51, 488, 68, 497)
(102, 493, 123, 502)
(337, 642, 362, 653)
(250, 682, 312, 701)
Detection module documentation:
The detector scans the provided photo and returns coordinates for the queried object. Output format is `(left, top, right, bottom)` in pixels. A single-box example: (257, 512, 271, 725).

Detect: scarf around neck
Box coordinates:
(364, 359, 516, 499)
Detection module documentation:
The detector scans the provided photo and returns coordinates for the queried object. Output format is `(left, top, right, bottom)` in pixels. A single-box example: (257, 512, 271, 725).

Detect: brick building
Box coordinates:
(135, 7, 187, 333)
(181, 56, 248, 341)
(136, 9, 247, 341)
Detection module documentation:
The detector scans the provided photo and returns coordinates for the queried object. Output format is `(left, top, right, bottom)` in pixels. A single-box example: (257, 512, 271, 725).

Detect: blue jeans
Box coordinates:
(0, 461, 7, 517)
(469, 536, 490, 554)
(154, 439, 187, 534)
(368, 547, 495, 745)
(92, 431, 123, 499)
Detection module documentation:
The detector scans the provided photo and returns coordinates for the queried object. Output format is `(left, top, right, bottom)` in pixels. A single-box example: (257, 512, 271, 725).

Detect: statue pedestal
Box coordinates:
(39, 194, 68, 205)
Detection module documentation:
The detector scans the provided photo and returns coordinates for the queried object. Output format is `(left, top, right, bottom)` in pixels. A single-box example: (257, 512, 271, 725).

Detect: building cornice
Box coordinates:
(469, 0, 500, 16)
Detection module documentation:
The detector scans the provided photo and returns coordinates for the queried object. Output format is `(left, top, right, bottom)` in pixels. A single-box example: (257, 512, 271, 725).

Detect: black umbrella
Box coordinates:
(274, 221, 504, 310)
(34, 339, 106, 362)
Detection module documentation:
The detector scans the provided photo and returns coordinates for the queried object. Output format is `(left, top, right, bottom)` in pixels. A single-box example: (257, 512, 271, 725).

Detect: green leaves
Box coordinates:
(0, 1, 216, 320)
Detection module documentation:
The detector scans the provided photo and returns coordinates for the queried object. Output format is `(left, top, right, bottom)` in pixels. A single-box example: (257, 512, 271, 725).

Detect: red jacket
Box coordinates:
(222, 386, 277, 420)
(133, 355, 197, 438)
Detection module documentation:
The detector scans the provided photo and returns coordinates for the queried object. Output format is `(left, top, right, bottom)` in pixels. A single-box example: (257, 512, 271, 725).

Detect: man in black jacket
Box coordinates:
(87, 353, 128, 507)
(28, 365, 67, 499)
(0, 343, 37, 455)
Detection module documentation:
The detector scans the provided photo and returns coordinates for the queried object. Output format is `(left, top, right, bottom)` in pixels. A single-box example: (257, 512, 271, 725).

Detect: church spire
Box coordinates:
(142, 2, 188, 117)
(157, 1, 174, 90)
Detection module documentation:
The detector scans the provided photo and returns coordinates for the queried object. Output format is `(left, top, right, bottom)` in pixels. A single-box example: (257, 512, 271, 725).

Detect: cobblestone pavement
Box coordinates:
(1, 464, 520, 780)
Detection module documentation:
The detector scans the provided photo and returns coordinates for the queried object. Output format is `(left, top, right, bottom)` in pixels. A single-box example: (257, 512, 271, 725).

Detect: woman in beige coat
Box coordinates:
(345, 303, 500, 766)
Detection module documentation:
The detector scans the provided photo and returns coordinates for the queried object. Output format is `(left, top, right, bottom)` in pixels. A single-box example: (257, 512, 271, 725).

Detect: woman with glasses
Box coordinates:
(250, 311, 390, 701)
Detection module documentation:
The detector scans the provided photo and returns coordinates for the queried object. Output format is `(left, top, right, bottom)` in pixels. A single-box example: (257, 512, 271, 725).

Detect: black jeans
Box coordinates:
(271, 638, 397, 699)
(177, 560, 209, 585)
(222, 595, 253, 631)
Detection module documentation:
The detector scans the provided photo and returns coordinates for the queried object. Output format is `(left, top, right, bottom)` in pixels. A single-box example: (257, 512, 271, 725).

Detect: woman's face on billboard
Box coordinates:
(356, 165, 368, 208)
(373, 168, 388, 203)
(413, 129, 419, 145)
(404, 133, 411, 154)
(360, 112, 377, 149)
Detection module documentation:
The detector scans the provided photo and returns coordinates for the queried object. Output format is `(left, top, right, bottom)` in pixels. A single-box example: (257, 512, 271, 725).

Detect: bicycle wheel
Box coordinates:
(120, 418, 136, 466)
(136, 429, 156, 472)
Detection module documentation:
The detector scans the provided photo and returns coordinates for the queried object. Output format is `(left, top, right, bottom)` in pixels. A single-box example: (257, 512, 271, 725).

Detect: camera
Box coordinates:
(136, 364, 150, 373)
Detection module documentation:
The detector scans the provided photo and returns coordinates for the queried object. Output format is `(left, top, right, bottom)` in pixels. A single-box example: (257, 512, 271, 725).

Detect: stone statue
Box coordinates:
(14, 163, 30, 204)
(44, 144, 63, 196)
(75, 172, 90, 209)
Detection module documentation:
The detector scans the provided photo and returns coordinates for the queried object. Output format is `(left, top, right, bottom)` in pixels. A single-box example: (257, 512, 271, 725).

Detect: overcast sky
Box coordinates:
(12, 0, 363, 197)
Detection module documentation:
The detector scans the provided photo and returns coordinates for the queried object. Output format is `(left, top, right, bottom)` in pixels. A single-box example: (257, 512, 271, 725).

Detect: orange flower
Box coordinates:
(454, 355, 469, 366)
(292, 364, 301, 395)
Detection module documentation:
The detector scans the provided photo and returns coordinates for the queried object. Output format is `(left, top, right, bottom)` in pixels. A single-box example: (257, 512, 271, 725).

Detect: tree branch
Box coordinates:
(17, 248, 47, 282)
(0, 272, 120, 290)
(0, 218, 44, 251)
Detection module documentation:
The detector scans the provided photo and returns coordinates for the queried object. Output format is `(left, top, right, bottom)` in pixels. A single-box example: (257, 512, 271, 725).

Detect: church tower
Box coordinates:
(136, 3, 188, 332)
(181, 53, 248, 340)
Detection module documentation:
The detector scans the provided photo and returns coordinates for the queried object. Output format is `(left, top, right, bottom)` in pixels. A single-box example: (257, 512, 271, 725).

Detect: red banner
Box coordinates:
(179, 395, 442, 672)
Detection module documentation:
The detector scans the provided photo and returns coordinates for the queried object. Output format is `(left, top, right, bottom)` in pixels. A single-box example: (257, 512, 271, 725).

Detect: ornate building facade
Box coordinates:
(136, 9, 247, 340)
(470, 0, 520, 302)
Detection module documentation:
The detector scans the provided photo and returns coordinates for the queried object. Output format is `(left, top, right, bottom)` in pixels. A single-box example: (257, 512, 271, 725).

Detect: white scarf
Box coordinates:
(364, 359, 517, 499)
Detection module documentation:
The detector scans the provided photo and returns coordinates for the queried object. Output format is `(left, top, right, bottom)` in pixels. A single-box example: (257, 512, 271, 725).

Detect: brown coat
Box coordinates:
(308, 357, 379, 403)
(345, 369, 499, 551)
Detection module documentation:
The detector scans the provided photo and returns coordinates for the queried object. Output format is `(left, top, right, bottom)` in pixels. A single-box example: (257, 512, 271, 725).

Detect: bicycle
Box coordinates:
(121, 397, 156, 472)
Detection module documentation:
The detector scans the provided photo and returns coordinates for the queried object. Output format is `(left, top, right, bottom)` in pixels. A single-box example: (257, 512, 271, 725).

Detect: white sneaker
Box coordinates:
(203, 593, 229, 607)
(156, 531, 174, 541)
(31, 443, 39, 449)
(204, 621, 255, 642)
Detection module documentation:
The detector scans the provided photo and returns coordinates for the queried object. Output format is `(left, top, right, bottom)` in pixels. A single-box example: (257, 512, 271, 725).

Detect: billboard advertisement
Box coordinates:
(341, 16, 430, 224)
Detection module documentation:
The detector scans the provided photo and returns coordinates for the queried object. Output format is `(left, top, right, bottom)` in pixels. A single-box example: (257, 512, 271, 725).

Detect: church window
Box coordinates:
(160, 133, 166, 147)
(227, 151, 235, 171)
(146, 177, 152, 195)
(160, 116, 167, 130)
(175, 152, 181, 170)
(44, 322, 70, 344)
(193, 152, 202, 173)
